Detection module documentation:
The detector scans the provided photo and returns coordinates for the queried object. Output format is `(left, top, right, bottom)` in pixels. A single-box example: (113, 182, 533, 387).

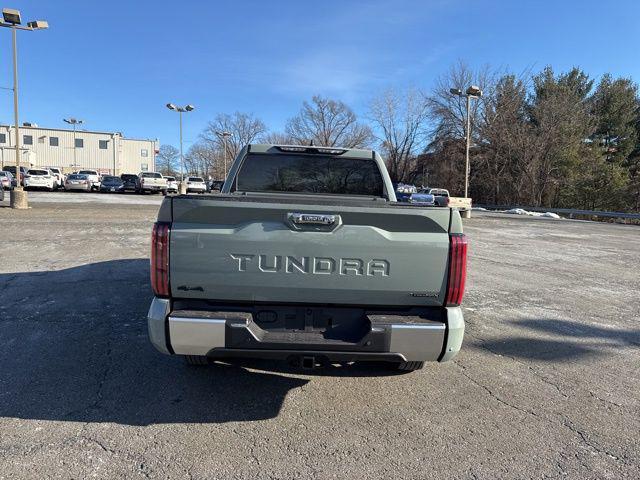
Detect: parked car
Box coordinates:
(47, 167, 65, 189)
(24, 169, 55, 191)
(99, 175, 125, 193)
(3, 166, 29, 186)
(164, 176, 178, 194)
(0, 178, 3, 202)
(136, 171, 167, 194)
(64, 173, 92, 192)
(418, 187, 450, 207)
(186, 176, 207, 194)
(408, 191, 436, 206)
(0, 171, 14, 191)
(147, 144, 467, 372)
(120, 173, 138, 192)
(2, 170, 17, 188)
(77, 170, 101, 190)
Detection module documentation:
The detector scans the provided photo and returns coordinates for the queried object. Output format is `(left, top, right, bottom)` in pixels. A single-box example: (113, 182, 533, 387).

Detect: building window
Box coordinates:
(99, 140, 108, 149)
(50, 136, 59, 147)
(140, 163, 148, 172)
(23, 135, 33, 145)
(141, 149, 148, 157)
(75, 138, 84, 148)
(0, 133, 5, 143)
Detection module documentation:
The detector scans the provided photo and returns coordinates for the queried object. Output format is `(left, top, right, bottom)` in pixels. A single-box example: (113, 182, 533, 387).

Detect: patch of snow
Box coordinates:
(472, 207, 487, 211)
(505, 208, 560, 219)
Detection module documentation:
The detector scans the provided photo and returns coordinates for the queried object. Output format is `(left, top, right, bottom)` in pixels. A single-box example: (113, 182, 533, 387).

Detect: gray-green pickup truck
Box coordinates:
(147, 144, 467, 371)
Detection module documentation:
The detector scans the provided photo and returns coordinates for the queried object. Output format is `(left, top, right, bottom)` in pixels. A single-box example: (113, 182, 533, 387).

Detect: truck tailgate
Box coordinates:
(168, 197, 451, 307)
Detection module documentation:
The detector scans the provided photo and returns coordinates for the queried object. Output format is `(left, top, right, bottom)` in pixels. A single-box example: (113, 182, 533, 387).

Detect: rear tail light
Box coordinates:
(445, 197, 450, 206)
(151, 222, 170, 296)
(444, 234, 468, 306)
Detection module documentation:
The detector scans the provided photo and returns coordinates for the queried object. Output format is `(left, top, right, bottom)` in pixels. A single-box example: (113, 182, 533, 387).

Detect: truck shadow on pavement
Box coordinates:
(0, 259, 315, 426)
(467, 318, 640, 362)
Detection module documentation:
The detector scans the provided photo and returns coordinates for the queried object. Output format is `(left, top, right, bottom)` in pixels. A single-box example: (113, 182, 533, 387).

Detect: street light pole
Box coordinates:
(215, 131, 232, 179)
(179, 110, 183, 184)
(450, 85, 483, 200)
(11, 24, 20, 192)
(465, 94, 471, 199)
(1, 8, 48, 209)
(73, 123, 76, 167)
(64, 118, 83, 170)
(166, 103, 194, 194)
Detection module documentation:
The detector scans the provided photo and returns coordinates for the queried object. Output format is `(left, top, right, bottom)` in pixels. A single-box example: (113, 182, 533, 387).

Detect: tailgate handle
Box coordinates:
(289, 213, 336, 225)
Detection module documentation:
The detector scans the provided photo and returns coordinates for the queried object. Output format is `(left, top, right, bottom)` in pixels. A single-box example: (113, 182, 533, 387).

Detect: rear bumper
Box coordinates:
(147, 298, 465, 363)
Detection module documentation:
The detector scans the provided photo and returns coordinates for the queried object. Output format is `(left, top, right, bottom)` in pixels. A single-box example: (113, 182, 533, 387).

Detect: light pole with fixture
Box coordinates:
(63, 118, 83, 170)
(449, 85, 482, 205)
(166, 103, 194, 194)
(1, 8, 48, 209)
(215, 131, 232, 179)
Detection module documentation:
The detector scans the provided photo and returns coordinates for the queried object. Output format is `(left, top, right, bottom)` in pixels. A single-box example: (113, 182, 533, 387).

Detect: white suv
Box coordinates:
(186, 176, 207, 194)
(47, 167, 65, 189)
(164, 176, 179, 193)
(24, 169, 55, 191)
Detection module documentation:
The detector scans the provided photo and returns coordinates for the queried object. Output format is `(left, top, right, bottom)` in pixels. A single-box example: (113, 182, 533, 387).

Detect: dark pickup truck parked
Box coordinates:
(147, 144, 467, 371)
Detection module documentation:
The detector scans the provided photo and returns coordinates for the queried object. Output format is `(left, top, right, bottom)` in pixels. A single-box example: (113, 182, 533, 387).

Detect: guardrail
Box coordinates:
(476, 205, 640, 221)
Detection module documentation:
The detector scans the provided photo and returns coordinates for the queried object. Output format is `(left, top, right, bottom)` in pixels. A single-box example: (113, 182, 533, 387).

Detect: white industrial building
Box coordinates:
(0, 124, 158, 175)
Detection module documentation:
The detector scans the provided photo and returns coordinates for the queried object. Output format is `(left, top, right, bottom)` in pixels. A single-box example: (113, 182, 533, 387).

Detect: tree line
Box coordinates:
(156, 61, 640, 212)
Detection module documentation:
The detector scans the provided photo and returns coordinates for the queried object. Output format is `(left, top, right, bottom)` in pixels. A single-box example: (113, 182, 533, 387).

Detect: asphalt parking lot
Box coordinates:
(0, 193, 638, 479)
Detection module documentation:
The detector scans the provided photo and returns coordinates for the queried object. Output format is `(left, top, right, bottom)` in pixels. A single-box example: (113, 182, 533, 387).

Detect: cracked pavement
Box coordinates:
(0, 198, 638, 479)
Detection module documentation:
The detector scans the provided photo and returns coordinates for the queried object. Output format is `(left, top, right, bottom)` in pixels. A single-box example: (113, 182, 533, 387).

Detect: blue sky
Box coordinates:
(1, 0, 639, 149)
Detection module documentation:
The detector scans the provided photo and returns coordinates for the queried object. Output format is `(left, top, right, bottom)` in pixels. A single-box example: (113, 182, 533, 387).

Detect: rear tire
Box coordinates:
(184, 355, 210, 366)
(397, 361, 424, 372)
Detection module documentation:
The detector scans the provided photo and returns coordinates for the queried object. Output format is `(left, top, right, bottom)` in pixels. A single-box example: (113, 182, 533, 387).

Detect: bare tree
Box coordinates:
(262, 131, 298, 145)
(184, 142, 219, 178)
(427, 61, 496, 142)
(286, 95, 373, 148)
(155, 144, 179, 176)
(369, 88, 430, 182)
(200, 112, 268, 158)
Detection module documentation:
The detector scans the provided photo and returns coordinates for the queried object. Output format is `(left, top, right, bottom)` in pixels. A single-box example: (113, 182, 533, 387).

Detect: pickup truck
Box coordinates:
(418, 187, 450, 207)
(78, 170, 101, 191)
(147, 144, 467, 371)
(136, 172, 168, 195)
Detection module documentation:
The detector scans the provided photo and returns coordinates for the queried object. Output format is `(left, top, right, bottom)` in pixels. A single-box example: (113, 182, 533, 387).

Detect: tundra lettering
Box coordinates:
(230, 253, 391, 277)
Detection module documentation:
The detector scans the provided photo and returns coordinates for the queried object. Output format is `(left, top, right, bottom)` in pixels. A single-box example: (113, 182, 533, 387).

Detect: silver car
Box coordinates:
(64, 174, 92, 192)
